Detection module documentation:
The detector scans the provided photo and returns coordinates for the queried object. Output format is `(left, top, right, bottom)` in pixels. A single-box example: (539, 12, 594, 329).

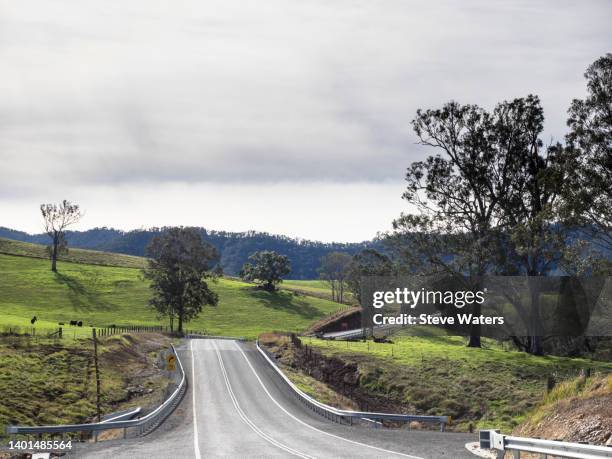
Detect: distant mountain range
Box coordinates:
(0, 226, 380, 279)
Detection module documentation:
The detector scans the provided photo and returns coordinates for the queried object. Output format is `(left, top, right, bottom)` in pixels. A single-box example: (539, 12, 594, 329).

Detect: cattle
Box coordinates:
(77, 321, 83, 327)
(30, 316, 37, 325)
(58, 322, 65, 326)
(69, 320, 77, 326)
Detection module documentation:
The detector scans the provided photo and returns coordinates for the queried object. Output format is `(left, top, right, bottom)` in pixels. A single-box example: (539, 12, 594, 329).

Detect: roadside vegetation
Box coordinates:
(514, 374, 611, 445)
(262, 333, 611, 433)
(0, 333, 171, 440)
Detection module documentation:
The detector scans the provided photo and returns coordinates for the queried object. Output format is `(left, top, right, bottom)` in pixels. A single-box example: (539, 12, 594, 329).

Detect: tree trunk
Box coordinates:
(467, 319, 481, 347)
(528, 278, 544, 355)
(467, 281, 482, 348)
(51, 233, 58, 272)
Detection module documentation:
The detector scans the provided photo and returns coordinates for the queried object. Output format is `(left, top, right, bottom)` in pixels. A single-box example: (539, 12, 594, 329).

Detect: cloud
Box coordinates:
(0, 0, 610, 239)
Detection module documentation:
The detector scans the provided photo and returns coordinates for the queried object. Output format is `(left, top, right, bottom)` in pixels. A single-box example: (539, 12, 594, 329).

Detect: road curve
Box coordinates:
(77, 339, 475, 459)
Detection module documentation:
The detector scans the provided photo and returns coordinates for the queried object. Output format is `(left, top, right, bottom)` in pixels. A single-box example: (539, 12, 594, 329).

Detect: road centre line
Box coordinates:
(212, 340, 314, 459)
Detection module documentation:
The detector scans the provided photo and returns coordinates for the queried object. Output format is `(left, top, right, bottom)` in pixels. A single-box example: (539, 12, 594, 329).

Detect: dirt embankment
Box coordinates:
(260, 333, 423, 421)
(513, 374, 612, 445)
(0, 332, 173, 445)
(98, 333, 173, 412)
(304, 308, 361, 336)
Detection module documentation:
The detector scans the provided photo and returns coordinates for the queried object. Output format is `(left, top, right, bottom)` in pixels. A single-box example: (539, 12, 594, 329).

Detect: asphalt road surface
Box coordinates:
(78, 339, 475, 459)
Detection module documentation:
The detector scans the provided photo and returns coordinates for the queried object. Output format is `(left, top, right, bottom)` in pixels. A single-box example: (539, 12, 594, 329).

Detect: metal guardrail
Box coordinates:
(256, 340, 450, 431)
(480, 430, 612, 459)
(6, 344, 186, 439)
(100, 407, 142, 423)
(321, 324, 399, 340)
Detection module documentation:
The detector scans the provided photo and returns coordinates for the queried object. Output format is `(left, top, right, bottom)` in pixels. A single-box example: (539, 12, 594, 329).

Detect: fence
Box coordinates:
(6, 344, 186, 441)
(256, 340, 450, 431)
(0, 324, 170, 340)
(480, 430, 612, 458)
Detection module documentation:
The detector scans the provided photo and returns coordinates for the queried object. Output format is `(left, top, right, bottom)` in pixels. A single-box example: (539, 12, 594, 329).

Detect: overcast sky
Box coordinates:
(1, 1, 610, 242)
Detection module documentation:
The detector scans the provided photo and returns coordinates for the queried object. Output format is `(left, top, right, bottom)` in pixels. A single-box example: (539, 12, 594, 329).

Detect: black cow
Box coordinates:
(30, 316, 37, 325)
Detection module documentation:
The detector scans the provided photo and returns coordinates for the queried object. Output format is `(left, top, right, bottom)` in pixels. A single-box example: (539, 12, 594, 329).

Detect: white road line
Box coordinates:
(212, 340, 315, 459)
(191, 340, 202, 459)
(234, 341, 423, 459)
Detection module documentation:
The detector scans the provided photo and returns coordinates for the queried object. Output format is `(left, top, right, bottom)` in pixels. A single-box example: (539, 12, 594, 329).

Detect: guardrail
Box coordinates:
(321, 324, 401, 340)
(100, 407, 142, 424)
(480, 430, 612, 458)
(6, 344, 186, 440)
(256, 340, 450, 431)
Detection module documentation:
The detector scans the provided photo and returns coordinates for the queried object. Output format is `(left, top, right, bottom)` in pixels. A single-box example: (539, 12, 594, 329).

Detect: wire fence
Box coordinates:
(0, 324, 173, 340)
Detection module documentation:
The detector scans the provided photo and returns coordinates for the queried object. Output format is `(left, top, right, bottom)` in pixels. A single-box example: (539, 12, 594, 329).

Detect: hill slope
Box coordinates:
(0, 226, 381, 279)
(0, 252, 341, 340)
(0, 237, 146, 269)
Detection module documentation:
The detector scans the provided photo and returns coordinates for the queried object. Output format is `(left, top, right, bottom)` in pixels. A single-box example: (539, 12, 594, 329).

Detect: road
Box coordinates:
(78, 339, 475, 458)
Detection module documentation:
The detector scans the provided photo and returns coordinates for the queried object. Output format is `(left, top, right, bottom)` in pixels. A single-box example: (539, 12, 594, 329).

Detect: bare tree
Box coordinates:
(319, 252, 352, 303)
(40, 200, 83, 272)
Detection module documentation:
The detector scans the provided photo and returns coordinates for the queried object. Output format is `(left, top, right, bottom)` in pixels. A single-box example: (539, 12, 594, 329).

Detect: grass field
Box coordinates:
(0, 253, 342, 340)
(0, 237, 147, 269)
(303, 336, 612, 432)
(282, 280, 329, 292)
(281, 279, 355, 304)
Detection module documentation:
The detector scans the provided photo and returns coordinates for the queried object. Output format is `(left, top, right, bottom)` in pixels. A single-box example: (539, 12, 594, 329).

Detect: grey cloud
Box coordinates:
(0, 0, 611, 196)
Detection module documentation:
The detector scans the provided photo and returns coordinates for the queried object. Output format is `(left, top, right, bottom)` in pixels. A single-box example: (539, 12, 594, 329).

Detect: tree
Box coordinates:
(143, 227, 219, 334)
(390, 95, 580, 352)
(391, 100, 523, 347)
(345, 249, 395, 304)
(563, 53, 612, 261)
(318, 252, 352, 303)
(492, 98, 571, 355)
(40, 200, 83, 272)
(240, 251, 291, 291)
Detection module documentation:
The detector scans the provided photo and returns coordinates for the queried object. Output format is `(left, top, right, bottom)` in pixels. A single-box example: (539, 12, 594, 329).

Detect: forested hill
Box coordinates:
(0, 227, 379, 279)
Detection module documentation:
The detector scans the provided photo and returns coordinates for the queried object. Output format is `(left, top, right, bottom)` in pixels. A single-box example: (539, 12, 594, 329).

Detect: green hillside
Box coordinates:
(0, 252, 341, 340)
(0, 237, 146, 269)
(281, 279, 356, 304)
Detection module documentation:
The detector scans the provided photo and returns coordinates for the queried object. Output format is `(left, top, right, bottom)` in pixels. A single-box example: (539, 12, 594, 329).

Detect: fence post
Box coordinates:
(92, 329, 101, 423)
